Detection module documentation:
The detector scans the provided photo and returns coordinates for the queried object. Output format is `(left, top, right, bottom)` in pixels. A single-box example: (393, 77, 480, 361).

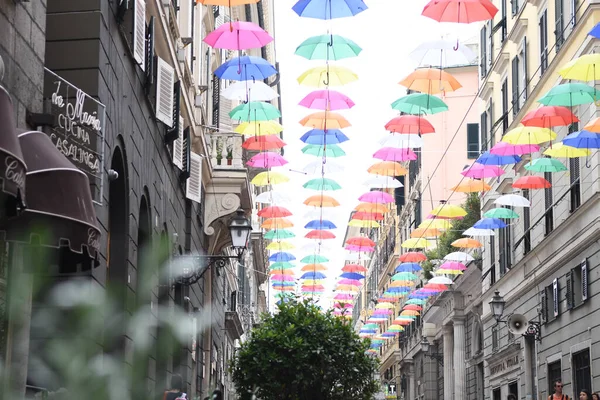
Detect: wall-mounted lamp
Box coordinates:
(420, 337, 444, 366)
(489, 290, 541, 342)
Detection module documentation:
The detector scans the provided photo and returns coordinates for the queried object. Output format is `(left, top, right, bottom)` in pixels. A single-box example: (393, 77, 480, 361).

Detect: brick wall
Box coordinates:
(0, 0, 47, 127)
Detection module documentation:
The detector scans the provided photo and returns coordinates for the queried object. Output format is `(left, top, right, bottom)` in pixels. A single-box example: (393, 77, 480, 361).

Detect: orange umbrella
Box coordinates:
(399, 68, 462, 95)
(269, 269, 294, 275)
(262, 218, 294, 229)
(410, 227, 441, 238)
(451, 179, 492, 193)
(301, 264, 328, 271)
(399, 252, 427, 262)
(354, 202, 390, 213)
(304, 194, 341, 207)
(451, 238, 482, 248)
(403, 304, 423, 311)
(299, 112, 351, 129)
(584, 117, 600, 133)
(243, 135, 286, 151)
(513, 176, 552, 189)
(353, 211, 384, 221)
(273, 286, 295, 291)
(400, 310, 420, 316)
(367, 161, 408, 177)
(305, 230, 336, 240)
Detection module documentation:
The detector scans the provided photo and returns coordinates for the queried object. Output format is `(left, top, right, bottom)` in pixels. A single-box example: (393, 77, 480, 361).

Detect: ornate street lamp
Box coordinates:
(489, 290, 506, 322)
(420, 337, 444, 366)
(175, 209, 252, 286)
(488, 290, 542, 341)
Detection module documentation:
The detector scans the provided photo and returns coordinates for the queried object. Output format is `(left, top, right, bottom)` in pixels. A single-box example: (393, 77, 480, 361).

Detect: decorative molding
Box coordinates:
(203, 192, 241, 235)
(508, 18, 528, 45)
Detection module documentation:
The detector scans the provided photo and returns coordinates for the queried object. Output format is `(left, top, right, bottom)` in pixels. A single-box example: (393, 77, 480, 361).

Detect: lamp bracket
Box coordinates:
(523, 321, 542, 342)
(424, 352, 444, 366)
(173, 255, 239, 286)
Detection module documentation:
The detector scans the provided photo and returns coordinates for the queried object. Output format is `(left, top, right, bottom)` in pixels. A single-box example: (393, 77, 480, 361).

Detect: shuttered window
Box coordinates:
(145, 17, 155, 89)
(212, 75, 220, 128)
(522, 189, 531, 254)
(512, 56, 520, 116)
(180, 127, 191, 182)
(569, 122, 581, 211)
(555, 0, 564, 51)
(156, 57, 175, 127)
(173, 116, 184, 169)
(467, 123, 479, 159)
(133, 0, 146, 70)
(544, 170, 554, 235)
(480, 111, 488, 153)
(480, 25, 488, 77)
(520, 37, 528, 106)
(501, 79, 509, 134)
(186, 153, 202, 203)
(540, 10, 549, 74)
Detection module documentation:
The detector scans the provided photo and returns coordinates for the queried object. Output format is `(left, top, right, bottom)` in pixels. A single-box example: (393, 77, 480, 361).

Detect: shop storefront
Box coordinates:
(486, 343, 521, 400)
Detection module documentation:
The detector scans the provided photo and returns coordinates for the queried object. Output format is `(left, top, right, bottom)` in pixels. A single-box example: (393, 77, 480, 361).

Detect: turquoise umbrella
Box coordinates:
(229, 101, 281, 121)
(391, 93, 448, 115)
(303, 178, 342, 191)
(301, 144, 346, 158)
(295, 34, 362, 60)
(264, 229, 296, 240)
(524, 158, 567, 173)
(483, 208, 519, 219)
(538, 83, 600, 106)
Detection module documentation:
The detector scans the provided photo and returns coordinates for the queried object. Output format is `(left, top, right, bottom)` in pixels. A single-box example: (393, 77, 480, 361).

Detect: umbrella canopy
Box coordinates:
(490, 141, 539, 156)
(451, 238, 482, 248)
(300, 129, 350, 145)
(305, 230, 336, 240)
(367, 161, 408, 176)
(525, 158, 567, 173)
(222, 81, 279, 101)
(538, 83, 600, 106)
(198, 0, 258, 4)
(461, 163, 504, 179)
(269, 252, 296, 262)
(385, 115, 436, 134)
(483, 208, 519, 219)
(303, 177, 342, 191)
(543, 143, 591, 158)
(354, 202, 389, 213)
(251, 171, 290, 186)
(203, 21, 273, 50)
(255, 190, 291, 204)
(292, 0, 368, 19)
(563, 130, 600, 149)
(304, 219, 337, 230)
(391, 93, 449, 115)
(476, 152, 521, 166)
(247, 152, 288, 168)
(494, 194, 530, 207)
(422, 0, 498, 23)
(558, 53, 600, 81)
(214, 56, 277, 81)
(295, 34, 362, 60)
(303, 194, 341, 207)
(399, 68, 462, 94)
(229, 101, 281, 121)
(502, 126, 556, 145)
(410, 39, 477, 67)
(359, 190, 395, 203)
(473, 218, 507, 230)
(297, 66, 359, 88)
(363, 176, 404, 189)
(373, 147, 417, 162)
(258, 205, 293, 218)
(302, 144, 347, 158)
(302, 159, 345, 175)
(299, 89, 355, 110)
(264, 230, 296, 240)
(299, 111, 351, 129)
(513, 175, 552, 189)
(521, 106, 579, 127)
(243, 135, 286, 151)
(430, 203, 467, 218)
(451, 179, 492, 192)
(262, 218, 294, 229)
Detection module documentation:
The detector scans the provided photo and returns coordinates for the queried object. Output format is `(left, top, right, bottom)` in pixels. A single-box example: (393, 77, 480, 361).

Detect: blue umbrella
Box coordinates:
(300, 129, 350, 145)
(563, 130, 600, 149)
(304, 219, 337, 230)
(272, 281, 295, 286)
(395, 263, 422, 272)
(473, 218, 507, 229)
(340, 272, 364, 280)
(387, 287, 411, 293)
(477, 152, 521, 165)
(589, 22, 600, 38)
(269, 252, 296, 262)
(214, 56, 277, 81)
(301, 271, 327, 280)
(292, 0, 368, 20)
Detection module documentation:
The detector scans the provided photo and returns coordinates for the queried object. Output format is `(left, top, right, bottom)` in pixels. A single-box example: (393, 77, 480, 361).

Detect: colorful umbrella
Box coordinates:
(538, 83, 600, 106)
(303, 194, 341, 207)
(430, 203, 467, 218)
(292, 0, 368, 19)
(473, 218, 507, 230)
(229, 101, 281, 121)
(513, 176, 552, 189)
(502, 126, 556, 145)
(373, 147, 417, 162)
(348, 220, 381, 228)
(266, 241, 296, 251)
(243, 135, 286, 151)
(364, 176, 404, 189)
(385, 115, 435, 134)
(524, 158, 567, 173)
(235, 120, 283, 136)
(269, 252, 296, 262)
(451, 238, 482, 248)
(483, 208, 519, 219)
(521, 106, 579, 127)
(247, 152, 288, 168)
(223, 81, 279, 101)
(476, 152, 521, 165)
(299, 89, 355, 110)
(255, 190, 291, 204)
(264, 230, 296, 240)
(297, 66, 359, 87)
(300, 129, 350, 145)
(354, 203, 389, 213)
(583, 117, 600, 132)
(422, 0, 498, 23)
(359, 191, 395, 203)
(494, 194, 531, 207)
(302, 159, 345, 175)
(563, 130, 600, 149)
(391, 93, 449, 115)
(410, 39, 477, 66)
(399, 68, 462, 95)
(301, 254, 329, 263)
(367, 161, 408, 176)
(399, 252, 427, 262)
(214, 56, 277, 81)
(295, 34, 362, 60)
(258, 205, 293, 218)
(489, 141, 539, 156)
(303, 177, 343, 191)
(558, 54, 600, 82)
(299, 111, 351, 129)
(203, 21, 273, 50)
(401, 238, 429, 249)
(305, 230, 336, 240)
(304, 219, 337, 230)
(342, 264, 367, 273)
(411, 227, 441, 238)
(451, 179, 492, 192)
(346, 237, 376, 247)
(543, 143, 591, 158)
(262, 218, 294, 230)
(251, 171, 290, 186)
(461, 163, 504, 179)
(302, 144, 347, 157)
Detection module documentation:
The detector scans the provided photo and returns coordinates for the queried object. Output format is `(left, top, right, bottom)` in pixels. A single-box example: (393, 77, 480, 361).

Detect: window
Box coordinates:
(156, 57, 175, 127)
(490, 235, 496, 285)
(522, 189, 531, 254)
(512, 56, 521, 116)
(547, 360, 562, 393)
(520, 37, 529, 107)
(540, 9, 549, 74)
(501, 79, 509, 134)
(569, 121, 581, 211)
(500, 0, 507, 43)
(508, 381, 518, 399)
(480, 111, 488, 153)
(566, 259, 589, 309)
(492, 324, 499, 351)
(499, 219, 511, 276)
(493, 387, 501, 400)
(186, 153, 202, 203)
(573, 349, 592, 396)
(511, 0, 523, 15)
(480, 24, 488, 77)
(467, 123, 480, 159)
(133, 0, 147, 70)
(555, 0, 565, 51)
(541, 279, 559, 323)
(212, 74, 220, 128)
(544, 170, 554, 235)
(173, 116, 184, 169)
(487, 100, 495, 147)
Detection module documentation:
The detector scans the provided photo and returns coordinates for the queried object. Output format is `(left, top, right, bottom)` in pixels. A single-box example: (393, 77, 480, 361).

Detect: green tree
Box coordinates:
(231, 299, 379, 400)
(422, 193, 481, 278)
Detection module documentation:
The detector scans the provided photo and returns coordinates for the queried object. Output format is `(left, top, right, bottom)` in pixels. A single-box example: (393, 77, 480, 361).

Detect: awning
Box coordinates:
(3, 130, 100, 261)
(0, 86, 26, 216)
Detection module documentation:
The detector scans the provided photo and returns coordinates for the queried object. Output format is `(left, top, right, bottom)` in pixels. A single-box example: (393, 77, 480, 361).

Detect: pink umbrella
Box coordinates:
(247, 152, 288, 168)
(299, 89, 355, 110)
(271, 274, 294, 281)
(334, 293, 354, 300)
(490, 141, 540, 156)
(373, 147, 417, 162)
(338, 278, 362, 286)
(334, 302, 353, 309)
(373, 309, 393, 315)
(345, 245, 375, 252)
(439, 261, 467, 270)
(461, 163, 504, 179)
(359, 191, 395, 204)
(203, 21, 273, 50)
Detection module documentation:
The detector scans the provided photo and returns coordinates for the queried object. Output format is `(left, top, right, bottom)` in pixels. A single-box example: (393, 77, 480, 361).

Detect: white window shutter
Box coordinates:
(186, 152, 202, 203)
(133, 0, 146, 71)
(156, 57, 175, 127)
(173, 116, 184, 169)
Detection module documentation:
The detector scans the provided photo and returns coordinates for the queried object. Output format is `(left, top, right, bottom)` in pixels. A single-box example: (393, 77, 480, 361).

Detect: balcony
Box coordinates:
(225, 309, 244, 340)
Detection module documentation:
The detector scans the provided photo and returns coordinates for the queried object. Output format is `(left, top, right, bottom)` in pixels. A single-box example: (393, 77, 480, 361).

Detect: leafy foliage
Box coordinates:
(231, 299, 379, 400)
(422, 193, 481, 278)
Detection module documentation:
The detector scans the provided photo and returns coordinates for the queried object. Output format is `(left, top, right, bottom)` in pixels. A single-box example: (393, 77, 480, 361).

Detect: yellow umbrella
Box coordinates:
(558, 54, 600, 81)
(303, 279, 324, 286)
(251, 171, 290, 186)
(235, 121, 283, 136)
(367, 161, 408, 177)
(390, 280, 415, 287)
(419, 218, 452, 230)
(375, 303, 396, 309)
(451, 179, 492, 193)
(388, 324, 405, 331)
(502, 126, 557, 145)
(543, 143, 591, 158)
(400, 310, 420, 316)
(297, 65, 358, 88)
(348, 219, 381, 228)
(430, 204, 467, 218)
(266, 241, 295, 250)
(451, 238, 482, 248)
(262, 218, 294, 229)
(401, 238, 429, 248)
(399, 68, 462, 95)
(411, 227, 441, 238)
(354, 202, 390, 213)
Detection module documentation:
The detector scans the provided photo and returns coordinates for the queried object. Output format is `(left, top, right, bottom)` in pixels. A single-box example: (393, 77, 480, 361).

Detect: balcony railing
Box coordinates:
(209, 133, 245, 169)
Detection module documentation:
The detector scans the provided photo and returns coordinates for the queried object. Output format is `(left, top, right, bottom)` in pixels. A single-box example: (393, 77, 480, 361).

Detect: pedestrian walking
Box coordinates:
(162, 374, 187, 400)
(549, 380, 570, 400)
(591, 393, 600, 400)
(579, 391, 593, 400)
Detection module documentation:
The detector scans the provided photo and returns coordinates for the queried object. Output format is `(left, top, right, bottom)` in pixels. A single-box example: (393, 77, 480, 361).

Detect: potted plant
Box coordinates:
(216, 139, 223, 165)
(226, 145, 233, 166)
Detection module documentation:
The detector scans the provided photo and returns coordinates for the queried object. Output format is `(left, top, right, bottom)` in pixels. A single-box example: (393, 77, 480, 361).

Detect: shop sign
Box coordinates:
(43, 68, 105, 204)
(490, 354, 520, 377)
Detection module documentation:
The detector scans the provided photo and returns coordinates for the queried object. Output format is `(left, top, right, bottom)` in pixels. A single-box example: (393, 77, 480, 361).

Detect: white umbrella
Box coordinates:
(410, 39, 477, 67)
(345, 253, 371, 261)
(428, 276, 454, 285)
(255, 190, 291, 204)
(463, 227, 495, 236)
(222, 81, 279, 101)
(494, 194, 530, 207)
(444, 251, 474, 262)
(379, 134, 424, 148)
(302, 160, 345, 175)
(363, 176, 403, 189)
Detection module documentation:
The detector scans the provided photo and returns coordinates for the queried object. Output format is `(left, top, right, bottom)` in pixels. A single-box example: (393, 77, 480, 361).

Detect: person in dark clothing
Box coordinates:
(163, 374, 186, 400)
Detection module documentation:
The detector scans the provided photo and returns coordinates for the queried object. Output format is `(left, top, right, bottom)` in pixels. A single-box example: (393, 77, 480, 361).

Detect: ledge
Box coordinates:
(225, 310, 244, 340)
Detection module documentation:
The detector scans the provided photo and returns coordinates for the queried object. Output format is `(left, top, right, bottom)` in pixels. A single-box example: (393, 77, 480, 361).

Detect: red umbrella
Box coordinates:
(342, 264, 368, 273)
(385, 115, 435, 134)
(403, 304, 423, 311)
(512, 176, 552, 190)
(399, 252, 427, 262)
(346, 236, 376, 247)
(422, 0, 498, 24)
(243, 135, 286, 151)
(521, 106, 579, 127)
(305, 230, 336, 240)
(257, 205, 292, 218)
(352, 211, 385, 221)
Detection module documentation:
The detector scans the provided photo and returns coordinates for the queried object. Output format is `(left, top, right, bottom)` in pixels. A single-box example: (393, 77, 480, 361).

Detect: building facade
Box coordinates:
(479, 0, 600, 399)
(0, 1, 276, 399)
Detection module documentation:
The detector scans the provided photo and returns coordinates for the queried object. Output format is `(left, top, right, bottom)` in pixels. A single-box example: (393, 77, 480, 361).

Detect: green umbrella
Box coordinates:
(295, 34, 362, 61)
(301, 144, 346, 158)
(483, 207, 520, 219)
(303, 178, 342, 191)
(269, 262, 295, 270)
(538, 83, 600, 106)
(264, 229, 296, 240)
(405, 299, 426, 305)
(391, 272, 418, 281)
(524, 158, 567, 173)
(391, 93, 449, 115)
(229, 101, 281, 121)
(301, 254, 330, 263)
